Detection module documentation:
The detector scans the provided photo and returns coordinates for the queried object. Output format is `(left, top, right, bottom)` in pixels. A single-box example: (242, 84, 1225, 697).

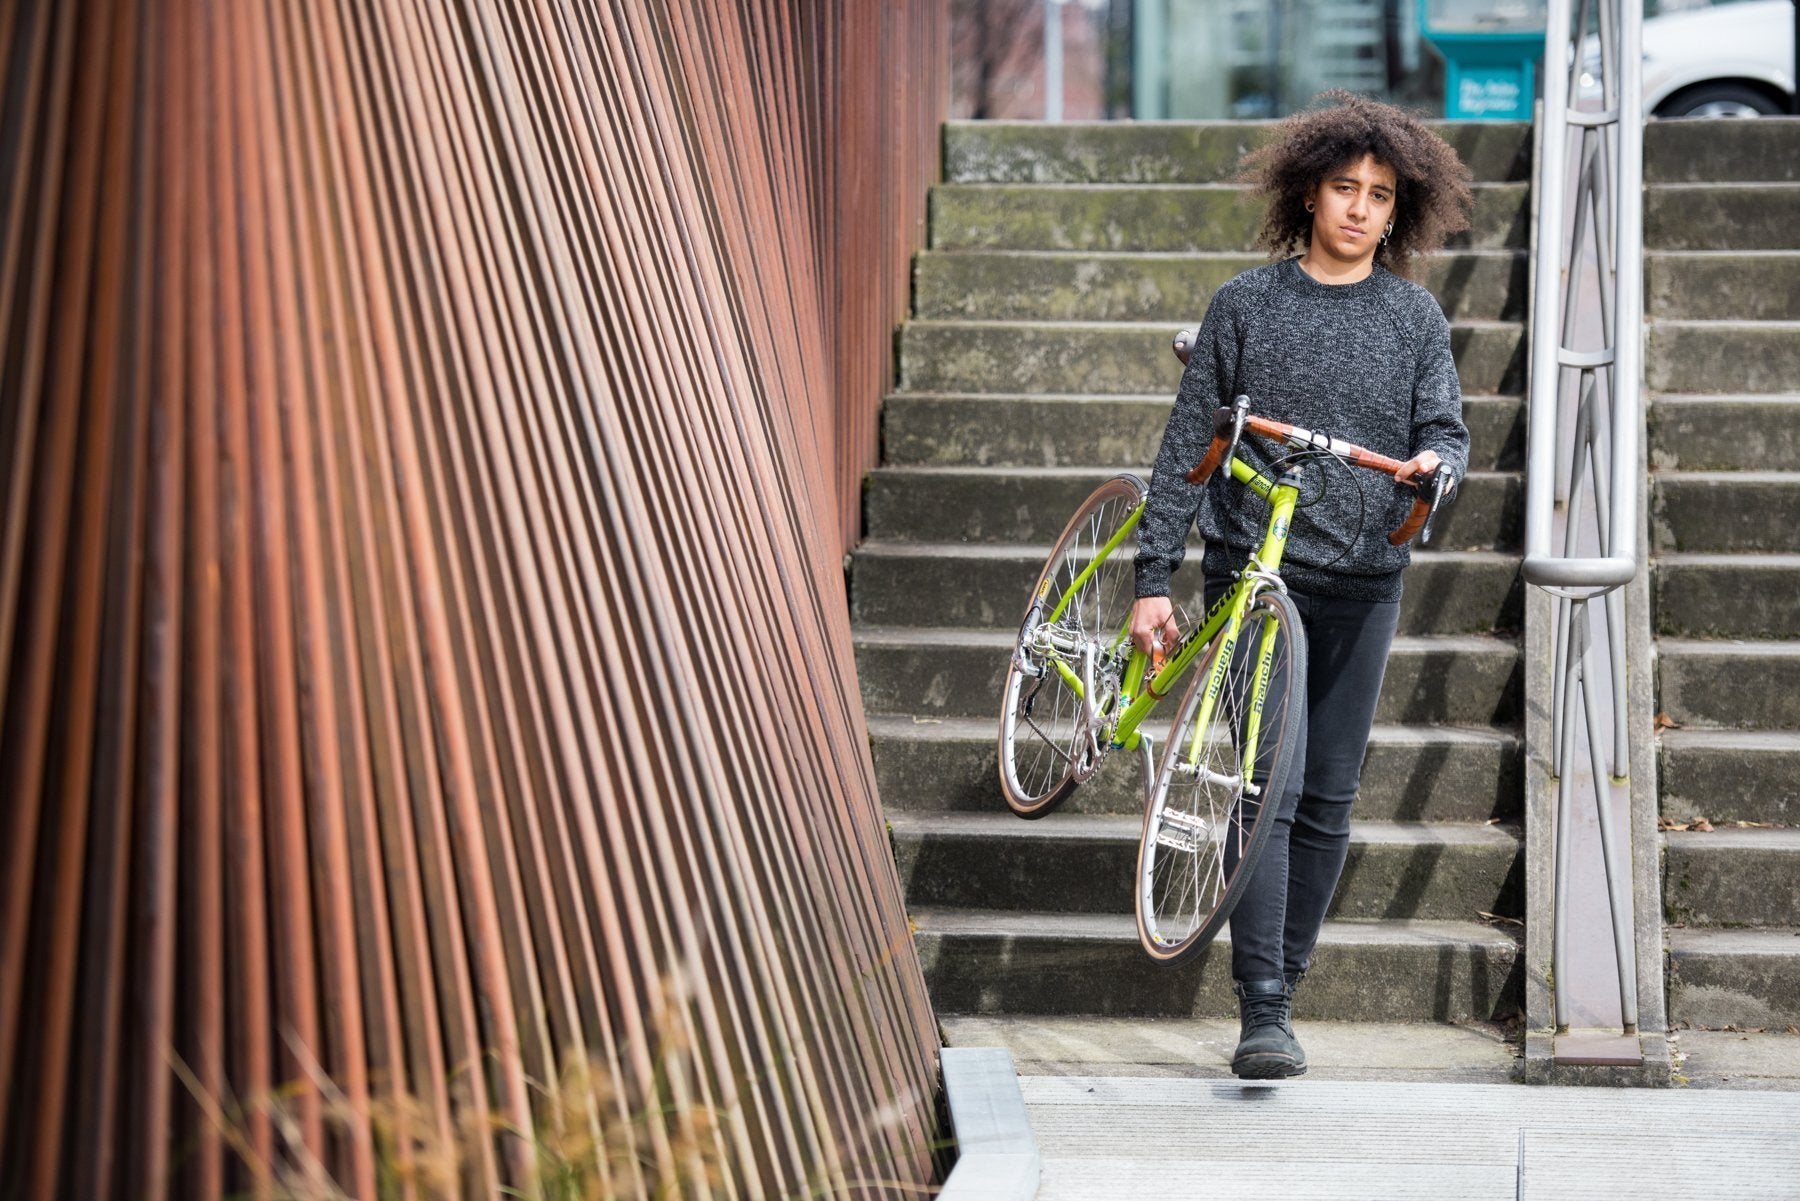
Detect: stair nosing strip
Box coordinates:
(864, 712, 1522, 743)
(908, 907, 1521, 945)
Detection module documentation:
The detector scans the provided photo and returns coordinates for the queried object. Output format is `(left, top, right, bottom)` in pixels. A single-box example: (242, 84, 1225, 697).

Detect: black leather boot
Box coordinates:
(1231, 978, 1307, 1079)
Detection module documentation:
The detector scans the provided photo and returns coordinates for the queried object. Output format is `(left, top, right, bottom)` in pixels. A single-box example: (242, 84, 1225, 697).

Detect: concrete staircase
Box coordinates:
(1645, 119, 1800, 1032)
(857, 122, 1532, 1025)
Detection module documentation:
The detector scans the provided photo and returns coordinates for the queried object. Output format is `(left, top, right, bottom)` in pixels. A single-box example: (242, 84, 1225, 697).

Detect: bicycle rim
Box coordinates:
(998, 474, 1145, 818)
(1135, 589, 1306, 964)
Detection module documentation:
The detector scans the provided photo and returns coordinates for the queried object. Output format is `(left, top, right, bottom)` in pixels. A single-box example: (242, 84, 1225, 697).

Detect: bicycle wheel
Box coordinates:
(1135, 588, 1305, 965)
(998, 474, 1145, 818)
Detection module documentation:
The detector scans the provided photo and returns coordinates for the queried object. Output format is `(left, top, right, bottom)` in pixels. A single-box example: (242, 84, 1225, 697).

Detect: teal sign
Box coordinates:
(1419, 0, 1547, 121)
(1450, 60, 1536, 120)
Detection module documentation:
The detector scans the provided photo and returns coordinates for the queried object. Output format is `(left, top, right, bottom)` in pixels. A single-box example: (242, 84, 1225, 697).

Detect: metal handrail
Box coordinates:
(1524, 0, 1645, 1037)
(1524, 0, 1642, 591)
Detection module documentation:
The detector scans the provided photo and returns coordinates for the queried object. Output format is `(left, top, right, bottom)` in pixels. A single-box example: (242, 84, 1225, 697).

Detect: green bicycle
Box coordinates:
(997, 342, 1452, 967)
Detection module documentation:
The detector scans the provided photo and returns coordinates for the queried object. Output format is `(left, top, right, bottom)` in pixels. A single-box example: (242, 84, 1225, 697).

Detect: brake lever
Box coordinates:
(1222, 394, 1249, 474)
(1420, 469, 1454, 546)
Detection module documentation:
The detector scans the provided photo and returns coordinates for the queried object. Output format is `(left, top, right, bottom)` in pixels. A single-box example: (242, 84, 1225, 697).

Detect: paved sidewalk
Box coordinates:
(944, 1015, 1800, 1199)
(1020, 1074, 1800, 1200)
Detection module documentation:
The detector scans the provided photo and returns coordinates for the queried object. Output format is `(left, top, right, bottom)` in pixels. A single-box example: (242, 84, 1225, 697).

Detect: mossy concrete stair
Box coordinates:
(1646, 120, 1800, 1029)
(855, 121, 1532, 1025)
(899, 320, 1526, 395)
(912, 912, 1519, 1022)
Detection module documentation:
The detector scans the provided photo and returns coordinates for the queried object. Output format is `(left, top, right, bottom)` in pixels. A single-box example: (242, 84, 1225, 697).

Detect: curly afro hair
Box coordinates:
(1238, 91, 1475, 279)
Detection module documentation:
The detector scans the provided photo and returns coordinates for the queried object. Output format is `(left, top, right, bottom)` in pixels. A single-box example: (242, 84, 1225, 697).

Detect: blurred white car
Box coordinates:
(1582, 0, 1795, 116)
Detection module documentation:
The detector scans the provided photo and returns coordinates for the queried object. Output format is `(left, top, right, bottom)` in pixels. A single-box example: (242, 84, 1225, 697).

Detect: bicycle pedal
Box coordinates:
(1155, 826, 1200, 855)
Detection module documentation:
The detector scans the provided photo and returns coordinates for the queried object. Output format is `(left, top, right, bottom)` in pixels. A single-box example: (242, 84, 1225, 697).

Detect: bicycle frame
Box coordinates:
(1039, 454, 1299, 762)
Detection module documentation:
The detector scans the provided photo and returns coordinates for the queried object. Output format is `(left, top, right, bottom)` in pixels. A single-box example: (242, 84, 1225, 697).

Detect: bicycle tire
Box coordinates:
(1135, 588, 1306, 965)
(998, 474, 1146, 818)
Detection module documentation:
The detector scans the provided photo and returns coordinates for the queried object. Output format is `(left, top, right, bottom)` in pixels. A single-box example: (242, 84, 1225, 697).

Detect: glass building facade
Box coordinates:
(950, 0, 1774, 121)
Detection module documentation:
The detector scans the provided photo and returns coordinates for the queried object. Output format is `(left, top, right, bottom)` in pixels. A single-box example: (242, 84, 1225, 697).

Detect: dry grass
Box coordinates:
(171, 977, 731, 1199)
(170, 968, 945, 1198)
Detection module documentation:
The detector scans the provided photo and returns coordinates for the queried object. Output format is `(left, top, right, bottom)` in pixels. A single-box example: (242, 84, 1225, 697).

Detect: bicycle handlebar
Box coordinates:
(1182, 396, 1455, 547)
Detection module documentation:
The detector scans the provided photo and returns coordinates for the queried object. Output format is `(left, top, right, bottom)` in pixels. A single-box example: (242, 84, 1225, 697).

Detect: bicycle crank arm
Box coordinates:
(1072, 642, 1103, 782)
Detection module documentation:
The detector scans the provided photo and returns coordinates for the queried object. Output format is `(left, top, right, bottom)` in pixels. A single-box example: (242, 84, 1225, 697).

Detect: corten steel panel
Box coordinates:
(0, 0, 948, 1197)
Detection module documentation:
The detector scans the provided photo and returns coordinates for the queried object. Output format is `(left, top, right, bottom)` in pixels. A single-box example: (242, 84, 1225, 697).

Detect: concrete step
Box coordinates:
(1667, 927, 1800, 1028)
(1659, 728, 1800, 827)
(929, 182, 1529, 253)
(1653, 554, 1800, 639)
(898, 318, 1526, 396)
(1645, 117, 1800, 1035)
(883, 393, 1526, 471)
(850, 541, 1522, 635)
(1645, 184, 1800, 251)
(868, 715, 1523, 822)
(913, 250, 1526, 323)
(863, 464, 1520, 549)
(1647, 322, 1800, 394)
(1656, 639, 1800, 731)
(890, 812, 1522, 921)
(1646, 252, 1800, 321)
(1648, 396, 1800, 472)
(1646, 120, 1800, 185)
(1651, 472, 1800, 552)
(1665, 828, 1800, 927)
(912, 908, 1521, 1021)
(942, 120, 1532, 185)
(854, 627, 1523, 726)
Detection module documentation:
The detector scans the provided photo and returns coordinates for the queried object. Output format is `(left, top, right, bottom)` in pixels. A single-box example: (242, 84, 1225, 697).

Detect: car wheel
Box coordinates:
(1659, 82, 1787, 118)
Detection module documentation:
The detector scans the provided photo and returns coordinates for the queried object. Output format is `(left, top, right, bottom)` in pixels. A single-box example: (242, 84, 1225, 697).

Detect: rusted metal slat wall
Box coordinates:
(0, 1, 947, 1197)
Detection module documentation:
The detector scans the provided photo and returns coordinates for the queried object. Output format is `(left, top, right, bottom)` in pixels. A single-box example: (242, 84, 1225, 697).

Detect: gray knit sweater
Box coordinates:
(1134, 257, 1470, 603)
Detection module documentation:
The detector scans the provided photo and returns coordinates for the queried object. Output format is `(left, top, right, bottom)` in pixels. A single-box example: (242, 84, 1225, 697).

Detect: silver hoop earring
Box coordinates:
(1381, 223, 1392, 244)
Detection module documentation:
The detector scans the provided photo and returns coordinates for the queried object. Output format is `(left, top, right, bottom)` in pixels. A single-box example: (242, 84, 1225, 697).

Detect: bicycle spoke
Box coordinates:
(1021, 707, 1075, 764)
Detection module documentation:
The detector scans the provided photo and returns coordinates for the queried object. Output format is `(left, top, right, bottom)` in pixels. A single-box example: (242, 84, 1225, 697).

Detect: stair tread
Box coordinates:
(1648, 249, 1800, 259)
(1656, 552, 1800, 566)
(1668, 926, 1800, 954)
(866, 713, 1519, 745)
(1665, 827, 1800, 851)
(887, 390, 1524, 402)
(1651, 393, 1800, 403)
(1660, 727, 1800, 750)
(856, 539, 1518, 561)
(865, 465, 1519, 480)
(1658, 638, 1800, 658)
(1651, 319, 1800, 330)
(1648, 182, 1800, 192)
(911, 906, 1518, 946)
(1654, 469, 1800, 482)
(889, 810, 1519, 844)
(906, 316, 1526, 331)
(937, 180, 1527, 193)
(855, 625, 1520, 651)
(920, 247, 1528, 260)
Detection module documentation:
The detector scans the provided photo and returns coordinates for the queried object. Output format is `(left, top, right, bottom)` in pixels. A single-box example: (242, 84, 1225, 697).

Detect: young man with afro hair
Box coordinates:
(1128, 91, 1477, 1079)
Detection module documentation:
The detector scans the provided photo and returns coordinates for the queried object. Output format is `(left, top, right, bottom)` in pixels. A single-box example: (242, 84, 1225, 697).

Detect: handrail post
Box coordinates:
(1520, 0, 1670, 1083)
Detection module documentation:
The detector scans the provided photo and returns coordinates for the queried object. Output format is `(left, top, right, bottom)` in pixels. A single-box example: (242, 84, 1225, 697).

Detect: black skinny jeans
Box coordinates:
(1209, 580, 1402, 985)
